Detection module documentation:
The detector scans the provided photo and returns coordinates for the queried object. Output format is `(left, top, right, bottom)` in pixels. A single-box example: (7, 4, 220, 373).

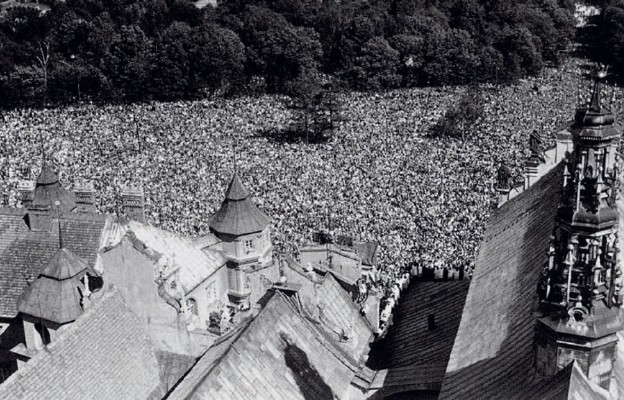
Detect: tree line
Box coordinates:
(579, 0, 624, 80)
(0, 0, 576, 108)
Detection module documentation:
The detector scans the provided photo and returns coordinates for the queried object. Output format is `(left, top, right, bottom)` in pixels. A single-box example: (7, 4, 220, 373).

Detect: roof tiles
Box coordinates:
(0, 210, 109, 318)
(0, 289, 164, 400)
(209, 174, 270, 237)
(439, 163, 565, 399)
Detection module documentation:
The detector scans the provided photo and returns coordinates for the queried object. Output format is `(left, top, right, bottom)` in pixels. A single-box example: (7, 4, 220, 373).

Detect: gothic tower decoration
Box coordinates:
(535, 67, 624, 390)
(209, 173, 272, 310)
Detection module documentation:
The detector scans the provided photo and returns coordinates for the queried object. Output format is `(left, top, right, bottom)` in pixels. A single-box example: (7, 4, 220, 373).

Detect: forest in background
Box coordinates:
(0, 0, 576, 108)
(580, 0, 624, 77)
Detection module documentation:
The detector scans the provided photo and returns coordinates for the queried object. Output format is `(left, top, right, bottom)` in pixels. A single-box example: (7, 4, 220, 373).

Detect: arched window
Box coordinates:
(186, 298, 197, 315)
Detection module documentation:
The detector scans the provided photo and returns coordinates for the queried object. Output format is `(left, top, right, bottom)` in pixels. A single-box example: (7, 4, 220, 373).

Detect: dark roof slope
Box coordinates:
(0, 210, 108, 318)
(439, 163, 565, 399)
(209, 173, 270, 236)
(224, 172, 250, 201)
(370, 280, 470, 372)
(166, 291, 362, 400)
(30, 163, 77, 213)
(0, 289, 164, 400)
(17, 248, 95, 324)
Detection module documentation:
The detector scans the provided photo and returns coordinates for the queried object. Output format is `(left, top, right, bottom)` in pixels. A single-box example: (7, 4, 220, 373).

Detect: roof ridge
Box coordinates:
(167, 291, 278, 399)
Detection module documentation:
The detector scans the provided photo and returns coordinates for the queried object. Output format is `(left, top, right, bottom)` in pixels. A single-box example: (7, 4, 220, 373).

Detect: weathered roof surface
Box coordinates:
(156, 351, 197, 394)
(167, 291, 363, 400)
(0, 210, 109, 318)
(439, 162, 565, 399)
(16, 248, 95, 324)
(126, 221, 227, 295)
(39, 247, 92, 279)
(209, 174, 270, 237)
(369, 280, 470, 387)
(298, 273, 374, 363)
(0, 289, 164, 400)
(224, 172, 250, 201)
(29, 163, 77, 213)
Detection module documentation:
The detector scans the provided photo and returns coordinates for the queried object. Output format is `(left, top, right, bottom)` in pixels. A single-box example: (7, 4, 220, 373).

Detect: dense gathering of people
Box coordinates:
(0, 58, 620, 313)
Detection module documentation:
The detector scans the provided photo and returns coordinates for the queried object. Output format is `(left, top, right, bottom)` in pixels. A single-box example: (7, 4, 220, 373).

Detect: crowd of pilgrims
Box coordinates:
(0, 59, 618, 326)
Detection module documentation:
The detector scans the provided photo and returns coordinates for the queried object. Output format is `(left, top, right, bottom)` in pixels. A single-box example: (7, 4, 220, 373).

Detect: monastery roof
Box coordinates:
(121, 221, 227, 295)
(439, 162, 565, 399)
(0, 289, 164, 400)
(17, 248, 95, 324)
(369, 280, 470, 390)
(209, 173, 270, 237)
(29, 163, 77, 213)
(166, 290, 366, 400)
(0, 210, 111, 318)
(439, 161, 621, 399)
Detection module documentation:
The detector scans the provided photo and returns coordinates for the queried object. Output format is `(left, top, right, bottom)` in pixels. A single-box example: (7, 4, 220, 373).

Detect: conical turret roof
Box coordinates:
(209, 173, 270, 237)
(29, 162, 77, 213)
(225, 173, 251, 201)
(37, 162, 59, 185)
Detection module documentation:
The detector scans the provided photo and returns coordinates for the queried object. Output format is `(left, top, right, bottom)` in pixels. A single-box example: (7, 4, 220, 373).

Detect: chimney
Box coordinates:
(17, 181, 35, 209)
(73, 183, 96, 213)
(121, 186, 145, 223)
(428, 314, 436, 331)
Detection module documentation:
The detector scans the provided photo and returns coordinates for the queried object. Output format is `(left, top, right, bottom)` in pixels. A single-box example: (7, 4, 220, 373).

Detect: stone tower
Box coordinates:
(535, 70, 624, 390)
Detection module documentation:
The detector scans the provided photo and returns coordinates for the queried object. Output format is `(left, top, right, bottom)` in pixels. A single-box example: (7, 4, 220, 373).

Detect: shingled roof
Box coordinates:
(0, 289, 164, 400)
(0, 210, 111, 318)
(167, 289, 369, 400)
(368, 280, 470, 396)
(29, 162, 77, 213)
(17, 248, 96, 324)
(209, 173, 270, 237)
(439, 163, 565, 399)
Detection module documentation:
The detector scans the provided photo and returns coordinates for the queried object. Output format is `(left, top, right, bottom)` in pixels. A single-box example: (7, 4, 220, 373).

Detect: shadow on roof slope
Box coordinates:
(439, 163, 565, 399)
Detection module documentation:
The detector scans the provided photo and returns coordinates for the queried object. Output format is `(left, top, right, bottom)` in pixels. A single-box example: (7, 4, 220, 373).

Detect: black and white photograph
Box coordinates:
(0, 0, 621, 399)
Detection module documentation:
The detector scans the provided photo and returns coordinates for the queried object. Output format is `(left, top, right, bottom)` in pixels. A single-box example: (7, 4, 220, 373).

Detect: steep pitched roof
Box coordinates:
(224, 172, 250, 201)
(209, 173, 270, 237)
(29, 163, 77, 213)
(369, 280, 470, 391)
(16, 248, 95, 324)
(166, 291, 364, 400)
(0, 210, 110, 318)
(0, 289, 164, 400)
(439, 162, 565, 399)
(39, 247, 92, 279)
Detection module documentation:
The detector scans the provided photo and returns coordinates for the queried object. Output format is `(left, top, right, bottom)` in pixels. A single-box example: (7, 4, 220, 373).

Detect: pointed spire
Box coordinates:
(225, 173, 250, 201)
(36, 160, 59, 186)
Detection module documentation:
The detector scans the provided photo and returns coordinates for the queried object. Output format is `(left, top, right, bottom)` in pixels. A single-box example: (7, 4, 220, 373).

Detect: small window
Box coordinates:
(170, 280, 177, 290)
(244, 239, 254, 253)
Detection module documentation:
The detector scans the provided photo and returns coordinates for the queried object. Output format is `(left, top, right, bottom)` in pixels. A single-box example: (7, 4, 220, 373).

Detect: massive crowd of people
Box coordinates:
(0, 58, 619, 306)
